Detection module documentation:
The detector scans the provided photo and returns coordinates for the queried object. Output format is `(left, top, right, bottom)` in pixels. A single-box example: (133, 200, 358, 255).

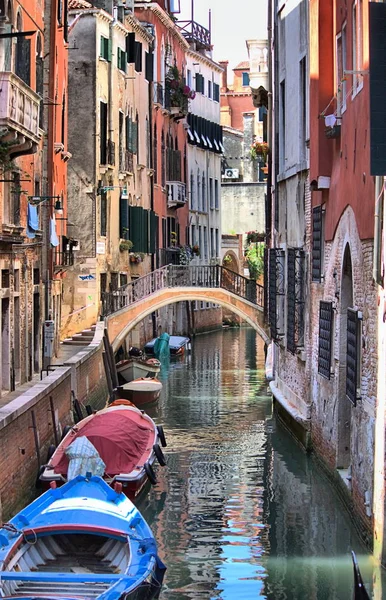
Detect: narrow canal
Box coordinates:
(141, 327, 375, 599)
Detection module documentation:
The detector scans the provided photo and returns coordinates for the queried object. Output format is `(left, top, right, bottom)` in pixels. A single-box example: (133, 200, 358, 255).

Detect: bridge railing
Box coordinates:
(101, 265, 264, 316)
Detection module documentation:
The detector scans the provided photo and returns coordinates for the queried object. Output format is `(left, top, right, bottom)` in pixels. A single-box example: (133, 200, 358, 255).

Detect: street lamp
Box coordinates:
(28, 195, 62, 212)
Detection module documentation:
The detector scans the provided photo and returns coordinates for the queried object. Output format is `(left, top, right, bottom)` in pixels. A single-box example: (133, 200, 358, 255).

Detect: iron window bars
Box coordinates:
(312, 205, 324, 282)
(269, 248, 285, 341)
(287, 248, 305, 354)
(318, 301, 334, 379)
(346, 308, 362, 405)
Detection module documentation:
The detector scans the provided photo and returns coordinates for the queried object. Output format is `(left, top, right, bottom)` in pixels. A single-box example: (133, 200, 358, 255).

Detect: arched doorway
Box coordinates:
(337, 244, 353, 470)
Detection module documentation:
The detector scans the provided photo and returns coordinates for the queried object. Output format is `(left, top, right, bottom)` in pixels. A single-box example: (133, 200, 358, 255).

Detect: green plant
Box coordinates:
(0, 141, 17, 173)
(119, 239, 133, 252)
(250, 140, 269, 162)
(223, 254, 232, 264)
(245, 242, 265, 281)
(129, 252, 145, 263)
(166, 65, 196, 111)
(179, 245, 193, 265)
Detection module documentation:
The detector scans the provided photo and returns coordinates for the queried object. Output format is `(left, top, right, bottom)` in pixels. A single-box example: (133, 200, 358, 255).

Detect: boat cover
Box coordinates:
(65, 436, 106, 480)
(52, 412, 152, 476)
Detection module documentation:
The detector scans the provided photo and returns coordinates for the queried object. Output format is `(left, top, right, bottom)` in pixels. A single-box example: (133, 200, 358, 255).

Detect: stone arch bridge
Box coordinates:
(102, 265, 268, 351)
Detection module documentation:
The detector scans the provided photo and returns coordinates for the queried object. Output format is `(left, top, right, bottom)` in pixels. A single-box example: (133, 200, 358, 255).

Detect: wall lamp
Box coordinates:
(28, 195, 62, 212)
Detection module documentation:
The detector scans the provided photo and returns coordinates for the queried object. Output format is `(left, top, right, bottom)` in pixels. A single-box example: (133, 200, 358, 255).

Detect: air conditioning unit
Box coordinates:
(167, 182, 186, 207)
(223, 168, 239, 179)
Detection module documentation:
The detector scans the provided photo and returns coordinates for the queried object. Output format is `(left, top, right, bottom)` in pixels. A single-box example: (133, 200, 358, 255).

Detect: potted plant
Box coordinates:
(119, 239, 133, 252)
(223, 254, 232, 265)
(166, 65, 196, 115)
(129, 252, 144, 264)
(250, 139, 269, 163)
(179, 245, 193, 265)
(192, 244, 200, 256)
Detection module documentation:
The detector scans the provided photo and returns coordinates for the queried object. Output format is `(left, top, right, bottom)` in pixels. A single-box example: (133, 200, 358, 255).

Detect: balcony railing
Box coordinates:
(119, 148, 134, 173)
(177, 20, 211, 50)
(166, 181, 187, 208)
(54, 249, 74, 269)
(0, 72, 41, 144)
(152, 82, 171, 111)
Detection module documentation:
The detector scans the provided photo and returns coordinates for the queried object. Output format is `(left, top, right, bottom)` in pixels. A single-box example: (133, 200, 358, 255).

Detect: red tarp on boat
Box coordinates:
(51, 410, 153, 476)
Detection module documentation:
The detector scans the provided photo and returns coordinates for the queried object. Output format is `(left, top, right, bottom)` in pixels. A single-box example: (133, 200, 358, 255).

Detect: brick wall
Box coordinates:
(0, 324, 108, 520)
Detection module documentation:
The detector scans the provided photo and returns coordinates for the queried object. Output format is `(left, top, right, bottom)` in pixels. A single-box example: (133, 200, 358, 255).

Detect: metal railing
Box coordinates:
(177, 19, 211, 49)
(101, 264, 264, 316)
(54, 249, 74, 268)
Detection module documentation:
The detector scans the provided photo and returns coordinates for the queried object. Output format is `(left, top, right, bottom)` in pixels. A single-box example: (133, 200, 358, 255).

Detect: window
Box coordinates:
(215, 228, 219, 257)
(213, 83, 220, 102)
(346, 308, 362, 405)
(126, 32, 135, 63)
(336, 26, 347, 114)
(117, 47, 126, 71)
(195, 73, 204, 93)
(208, 80, 212, 98)
(100, 101, 108, 164)
(190, 171, 194, 210)
(100, 35, 111, 61)
(120, 273, 128, 287)
(187, 69, 192, 88)
(209, 177, 213, 208)
(153, 124, 158, 183)
(214, 179, 219, 209)
(280, 80, 286, 170)
(15, 13, 30, 86)
(352, 0, 363, 94)
(204, 226, 208, 259)
(286, 249, 305, 353)
(242, 72, 250, 86)
(100, 189, 107, 236)
(202, 175, 206, 212)
(312, 206, 324, 282)
(269, 248, 285, 340)
(145, 51, 154, 82)
(318, 301, 334, 379)
(299, 57, 307, 158)
(134, 41, 142, 72)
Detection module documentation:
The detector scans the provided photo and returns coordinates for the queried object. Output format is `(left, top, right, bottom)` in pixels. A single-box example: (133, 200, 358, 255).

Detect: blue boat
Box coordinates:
(144, 335, 191, 358)
(0, 475, 165, 599)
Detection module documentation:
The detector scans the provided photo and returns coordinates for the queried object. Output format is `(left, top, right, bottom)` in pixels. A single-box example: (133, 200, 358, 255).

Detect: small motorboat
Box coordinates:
(117, 377, 163, 406)
(0, 475, 166, 599)
(39, 403, 167, 500)
(116, 356, 161, 383)
(144, 335, 191, 358)
(352, 551, 371, 599)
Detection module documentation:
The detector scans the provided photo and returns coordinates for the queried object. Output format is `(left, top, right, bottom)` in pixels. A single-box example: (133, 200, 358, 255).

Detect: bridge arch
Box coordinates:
(106, 287, 268, 352)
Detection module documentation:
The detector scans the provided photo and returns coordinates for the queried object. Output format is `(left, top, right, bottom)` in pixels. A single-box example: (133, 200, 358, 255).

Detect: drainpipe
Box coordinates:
(265, 0, 273, 321)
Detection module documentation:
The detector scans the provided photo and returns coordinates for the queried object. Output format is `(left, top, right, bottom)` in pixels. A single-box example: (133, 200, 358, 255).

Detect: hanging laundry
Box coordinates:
(50, 214, 59, 247)
(26, 203, 39, 239)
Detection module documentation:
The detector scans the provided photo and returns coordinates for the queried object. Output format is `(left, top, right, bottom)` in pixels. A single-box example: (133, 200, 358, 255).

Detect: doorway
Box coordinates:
(337, 244, 353, 471)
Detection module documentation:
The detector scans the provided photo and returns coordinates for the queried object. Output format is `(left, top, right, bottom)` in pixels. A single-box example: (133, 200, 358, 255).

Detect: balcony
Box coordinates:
(166, 181, 187, 208)
(152, 82, 171, 112)
(0, 72, 41, 155)
(54, 249, 75, 270)
(177, 20, 211, 51)
(119, 148, 134, 173)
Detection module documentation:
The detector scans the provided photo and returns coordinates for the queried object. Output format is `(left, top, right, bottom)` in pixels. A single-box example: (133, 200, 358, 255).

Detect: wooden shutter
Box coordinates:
(100, 101, 108, 164)
(318, 301, 333, 379)
(312, 206, 323, 282)
(131, 119, 138, 154)
(129, 206, 142, 251)
(149, 211, 158, 254)
(16, 37, 30, 86)
(346, 308, 362, 404)
(369, 2, 386, 175)
(145, 51, 154, 82)
(126, 33, 135, 63)
(119, 195, 129, 239)
(134, 41, 142, 72)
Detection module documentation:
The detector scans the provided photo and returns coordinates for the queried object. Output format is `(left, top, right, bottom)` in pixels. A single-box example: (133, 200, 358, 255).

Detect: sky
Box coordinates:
(178, 0, 268, 71)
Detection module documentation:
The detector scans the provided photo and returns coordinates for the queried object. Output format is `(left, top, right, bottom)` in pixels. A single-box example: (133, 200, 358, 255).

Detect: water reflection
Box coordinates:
(141, 328, 377, 599)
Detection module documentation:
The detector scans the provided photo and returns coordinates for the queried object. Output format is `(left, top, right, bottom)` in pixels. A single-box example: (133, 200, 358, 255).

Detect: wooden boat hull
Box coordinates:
(117, 378, 163, 407)
(0, 476, 166, 599)
(116, 358, 161, 383)
(144, 335, 191, 358)
(40, 405, 166, 501)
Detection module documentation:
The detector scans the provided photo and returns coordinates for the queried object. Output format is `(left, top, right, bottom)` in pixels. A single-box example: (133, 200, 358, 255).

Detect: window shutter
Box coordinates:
(318, 301, 333, 379)
(119, 194, 129, 239)
(143, 209, 149, 253)
(126, 33, 135, 63)
(134, 41, 142, 72)
(346, 308, 362, 404)
(145, 51, 154, 82)
(117, 47, 121, 69)
(312, 206, 323, 282)
(132, 119, 138, 154)
(107, 38, 112, 62)
(16, 37, 31, 86)
(63, 0, 68, 43)
(129, 205, 142, 251)
(287, 248, 305, 354)
(369, 2, 386, 175)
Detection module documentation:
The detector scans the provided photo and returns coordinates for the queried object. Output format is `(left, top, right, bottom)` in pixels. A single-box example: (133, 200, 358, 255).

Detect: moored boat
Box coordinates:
(116, 356, 161, 383)
(144, 335, 191, 358)
(117, 377, 163, 407)
(352, 551, 371, 599)
(39, 403, 167, 500)
(0, 475, 166, 599)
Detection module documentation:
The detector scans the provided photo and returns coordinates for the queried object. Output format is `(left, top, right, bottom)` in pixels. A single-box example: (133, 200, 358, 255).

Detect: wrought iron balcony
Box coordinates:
(166, 181, 186, 208)
(54, 248, 75, 270)
(152, 82, 171, 111)
(0, 72, 41, 154)
(177, 20, 211, 51)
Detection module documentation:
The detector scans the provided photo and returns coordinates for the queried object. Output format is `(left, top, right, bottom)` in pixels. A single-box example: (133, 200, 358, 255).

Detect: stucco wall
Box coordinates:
(221, 182, 265, 235)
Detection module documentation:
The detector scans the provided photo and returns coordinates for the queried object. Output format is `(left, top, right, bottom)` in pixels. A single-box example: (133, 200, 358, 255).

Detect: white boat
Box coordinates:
(117, 377, 163, 406)
(116, 357, 161, 383)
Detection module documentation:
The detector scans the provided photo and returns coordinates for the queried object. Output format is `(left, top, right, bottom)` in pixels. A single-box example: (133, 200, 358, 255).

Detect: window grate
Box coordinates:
(346, 308, 362, 405)
(312, 206, 323, 282)
(269, 248, 285, 340)
(318, 301, 333, 379)
(287, 248, 305, 354)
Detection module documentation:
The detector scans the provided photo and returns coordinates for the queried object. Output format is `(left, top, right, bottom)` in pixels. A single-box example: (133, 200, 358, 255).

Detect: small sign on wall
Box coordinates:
(96, 241, 106, 254)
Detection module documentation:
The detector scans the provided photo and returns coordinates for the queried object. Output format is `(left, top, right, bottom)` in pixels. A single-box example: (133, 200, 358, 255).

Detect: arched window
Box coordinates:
(15, 11, 31, 86)
(161, 130, 165, 188)
(190, 171, 194, 210)
(0, 0, 12, 71)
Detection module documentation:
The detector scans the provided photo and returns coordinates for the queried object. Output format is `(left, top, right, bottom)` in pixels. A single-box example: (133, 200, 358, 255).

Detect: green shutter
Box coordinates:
(117, 47, 121, 69)
(143, 210, 149, 253)
(119, 195, 129, 239)
(129, 205, 142, 251)
(132, 120, 138, 154)
(149, 211, 158, 254)
(107, 38, 112, 62)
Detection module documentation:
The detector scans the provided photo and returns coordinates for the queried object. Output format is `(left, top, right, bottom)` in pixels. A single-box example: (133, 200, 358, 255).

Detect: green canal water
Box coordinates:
(141, 327, 379, 599)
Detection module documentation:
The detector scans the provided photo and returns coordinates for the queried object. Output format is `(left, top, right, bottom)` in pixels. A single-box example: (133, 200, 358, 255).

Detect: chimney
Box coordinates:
(219, 61, 228, 92)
